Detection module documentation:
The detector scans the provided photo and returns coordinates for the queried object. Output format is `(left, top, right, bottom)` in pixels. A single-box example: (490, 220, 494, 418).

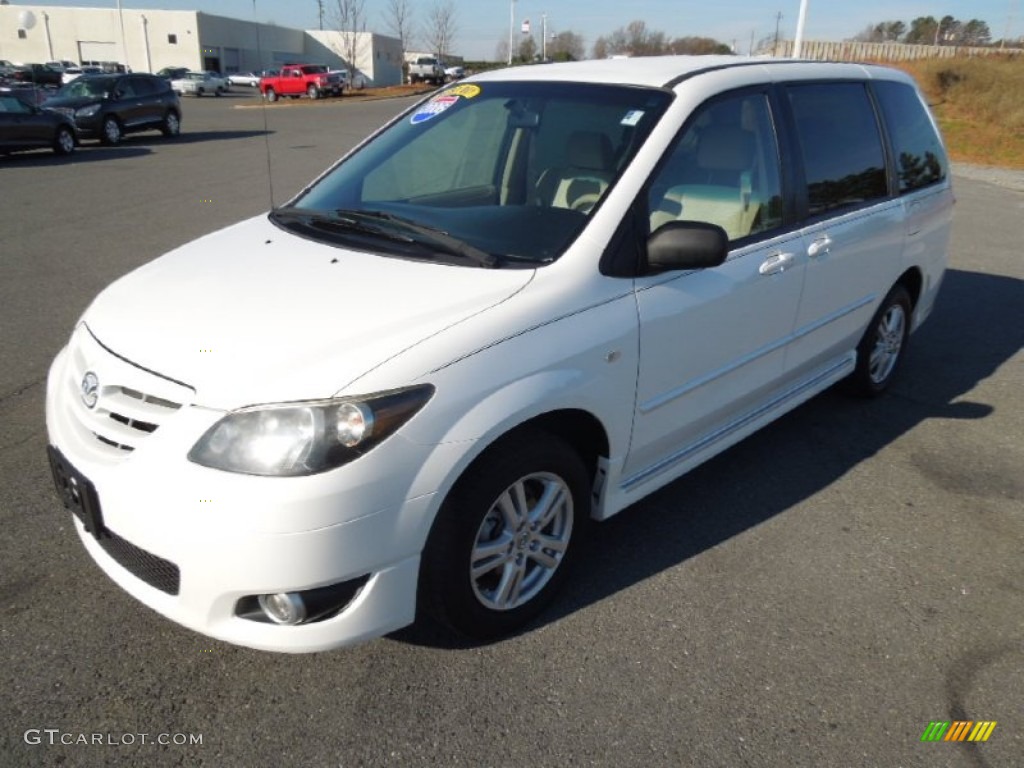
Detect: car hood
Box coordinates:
(81, 215, 534, 410)
(43, 95, 104, 109)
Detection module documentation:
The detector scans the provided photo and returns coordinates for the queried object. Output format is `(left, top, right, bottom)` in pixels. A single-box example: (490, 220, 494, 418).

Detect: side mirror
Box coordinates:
(646, 221, 729, 273)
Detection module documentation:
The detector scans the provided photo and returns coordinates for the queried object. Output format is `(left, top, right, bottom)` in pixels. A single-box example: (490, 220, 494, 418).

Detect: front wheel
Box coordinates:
(160, 110, 181, 137)
(846, 283, 913, 397)
(52, 125, 75, 155)
(307, 84, 320, 100)
(419, 431, 589, 640)
(263, 87, 277, 103)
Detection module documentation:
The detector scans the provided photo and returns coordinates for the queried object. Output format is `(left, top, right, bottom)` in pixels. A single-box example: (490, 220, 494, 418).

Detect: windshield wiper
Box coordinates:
(334, 209, 500, 268)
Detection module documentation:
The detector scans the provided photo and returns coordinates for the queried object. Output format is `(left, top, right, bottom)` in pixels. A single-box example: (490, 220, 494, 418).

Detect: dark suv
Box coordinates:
(43, 73, 181, 144)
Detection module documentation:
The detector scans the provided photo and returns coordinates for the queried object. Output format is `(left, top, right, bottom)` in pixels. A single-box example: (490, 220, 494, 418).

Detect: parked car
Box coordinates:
(43, 73, 181, 144)
(10, 64, 64, 87)
(171, 71, 229, 97)
(444, 65, 465, 81)
(328, 69, 366, 91)
(45, 60, 79, 72)
(407, 56, 446, 85)
(156, 66, 189, 81)
(61, 66, 103, 85)
(259, 63, 344, 101)
(228, 71, 261, 88)
(45, 57, 952, 652)
(0, 93, 76, 155)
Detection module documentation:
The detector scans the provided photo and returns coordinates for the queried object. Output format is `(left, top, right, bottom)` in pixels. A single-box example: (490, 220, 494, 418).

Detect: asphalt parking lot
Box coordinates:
(1, 92, 1022, 768)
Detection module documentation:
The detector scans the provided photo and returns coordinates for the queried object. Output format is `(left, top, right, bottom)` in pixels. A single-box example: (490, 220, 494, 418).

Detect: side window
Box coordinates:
(115, 78, 137, 98)
(786, 83, 887, 216)
(647, 92, 783, 242)
(130, 76, 156, 96)
(874, 81, 948, 194)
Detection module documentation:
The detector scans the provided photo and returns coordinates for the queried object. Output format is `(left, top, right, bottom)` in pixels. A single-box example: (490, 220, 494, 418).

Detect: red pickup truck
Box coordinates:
(259, 64, 345, 101)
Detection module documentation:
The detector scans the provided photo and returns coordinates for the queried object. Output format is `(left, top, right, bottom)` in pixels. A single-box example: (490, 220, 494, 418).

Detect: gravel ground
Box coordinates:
(952, 162, 1024, 192)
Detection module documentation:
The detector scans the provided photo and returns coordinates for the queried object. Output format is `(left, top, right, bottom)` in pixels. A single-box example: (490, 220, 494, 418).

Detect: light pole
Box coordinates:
(508, 0, 516, 65)
(793, 0, 809, 58)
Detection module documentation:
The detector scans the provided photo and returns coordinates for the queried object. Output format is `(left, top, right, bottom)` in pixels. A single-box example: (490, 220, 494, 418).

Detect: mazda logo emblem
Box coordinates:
(81, 371, 100, 409)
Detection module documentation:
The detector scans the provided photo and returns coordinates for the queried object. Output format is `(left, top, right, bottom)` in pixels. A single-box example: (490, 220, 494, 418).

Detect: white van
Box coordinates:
(46, 57, 953, 652)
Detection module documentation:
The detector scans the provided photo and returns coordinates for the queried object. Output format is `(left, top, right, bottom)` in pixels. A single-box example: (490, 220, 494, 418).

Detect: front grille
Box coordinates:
(62, 325, 193, 462)
(97, 528, 181, 595)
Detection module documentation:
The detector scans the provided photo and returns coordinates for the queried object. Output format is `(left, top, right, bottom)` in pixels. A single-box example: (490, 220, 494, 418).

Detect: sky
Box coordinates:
(7, 1, 1021, 60)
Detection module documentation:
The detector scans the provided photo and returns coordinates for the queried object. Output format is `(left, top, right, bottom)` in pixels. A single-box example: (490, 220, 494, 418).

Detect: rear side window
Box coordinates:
(873, 80, 948, 194)
(786, 83, 888, 216)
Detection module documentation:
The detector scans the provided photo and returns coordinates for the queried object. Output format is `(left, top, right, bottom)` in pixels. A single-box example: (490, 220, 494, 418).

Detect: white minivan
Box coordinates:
(46, 57, 953, 652)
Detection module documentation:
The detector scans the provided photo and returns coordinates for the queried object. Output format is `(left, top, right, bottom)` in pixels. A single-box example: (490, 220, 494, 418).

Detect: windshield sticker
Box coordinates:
(411, 95, 459, 124)
(621, 110, 645, 127)
(444, 83, 481, 99)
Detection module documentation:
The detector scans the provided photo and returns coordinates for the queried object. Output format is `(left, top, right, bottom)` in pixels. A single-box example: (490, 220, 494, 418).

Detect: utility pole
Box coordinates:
(773, 11, 782, 56)
(317, 0, 324, 31)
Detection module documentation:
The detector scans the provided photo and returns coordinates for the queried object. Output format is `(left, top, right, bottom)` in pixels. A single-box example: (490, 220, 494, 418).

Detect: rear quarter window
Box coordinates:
(786, 82, 888, 216)
(873, 80, 948, 194)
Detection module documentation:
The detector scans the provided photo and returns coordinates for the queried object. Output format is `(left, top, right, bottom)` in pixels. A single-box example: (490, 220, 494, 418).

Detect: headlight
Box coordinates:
(188, 385, 433, 476)
(75, 104, 101, 118)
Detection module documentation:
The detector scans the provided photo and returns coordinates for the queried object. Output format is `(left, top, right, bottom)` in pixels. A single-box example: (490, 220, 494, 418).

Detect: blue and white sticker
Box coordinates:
(620, 110, 645, 127)
(411, 95, 459, 124)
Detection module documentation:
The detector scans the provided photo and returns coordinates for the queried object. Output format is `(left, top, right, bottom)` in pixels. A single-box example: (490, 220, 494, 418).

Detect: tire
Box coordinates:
(307, 84, 319, 100)
(100, 116, 122, 145)
(214, 87, 223, 97)
(52, 125, 75, 155)
(264, 87, 277, 103)
(195, 87, 204, 97)
(419, 430, 590, 640)
(846, 283, 913, 397)
(160, 110, 181, 138)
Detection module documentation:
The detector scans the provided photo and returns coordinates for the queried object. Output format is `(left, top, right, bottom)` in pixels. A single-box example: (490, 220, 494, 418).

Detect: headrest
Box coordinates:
(697, 127, 755, 172)
(567, 131, 614, 171)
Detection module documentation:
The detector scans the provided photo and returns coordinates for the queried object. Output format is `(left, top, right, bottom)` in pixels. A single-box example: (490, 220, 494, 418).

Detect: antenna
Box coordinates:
(253, 1, 276, 209)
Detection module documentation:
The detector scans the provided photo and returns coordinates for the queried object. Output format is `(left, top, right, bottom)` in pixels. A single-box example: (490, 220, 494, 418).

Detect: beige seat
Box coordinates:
(650, 127, 761, 240)
(536, 131, 615, 213)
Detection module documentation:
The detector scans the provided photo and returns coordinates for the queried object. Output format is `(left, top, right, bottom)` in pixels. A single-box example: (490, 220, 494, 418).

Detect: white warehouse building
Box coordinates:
(0, 4, 404, 86)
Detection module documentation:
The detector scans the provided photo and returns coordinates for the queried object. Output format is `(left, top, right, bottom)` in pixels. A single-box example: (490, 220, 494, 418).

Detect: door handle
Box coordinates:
(807, 235, 832, 258)
(759, 252, 795, 276)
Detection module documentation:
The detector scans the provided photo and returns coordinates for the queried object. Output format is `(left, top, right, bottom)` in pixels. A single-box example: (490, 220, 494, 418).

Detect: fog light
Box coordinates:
(258, 592, 306, 625)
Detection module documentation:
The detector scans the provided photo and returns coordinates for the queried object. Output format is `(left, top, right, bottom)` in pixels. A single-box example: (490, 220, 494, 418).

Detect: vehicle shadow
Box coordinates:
(394, 267, 1024, 648)
(0, 146, 152, 165)
(159, 129, 271, 144)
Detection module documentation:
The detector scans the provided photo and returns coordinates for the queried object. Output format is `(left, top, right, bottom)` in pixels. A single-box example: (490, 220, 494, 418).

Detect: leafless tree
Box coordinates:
(383, 0, 415, 53)
(330, 0, 367, 80)
(423, 0, 458, 60)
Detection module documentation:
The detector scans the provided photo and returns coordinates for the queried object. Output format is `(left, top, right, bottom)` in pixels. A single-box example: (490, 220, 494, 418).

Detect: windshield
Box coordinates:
(57, 76, 117, 98)
(283, 81, 672, 266)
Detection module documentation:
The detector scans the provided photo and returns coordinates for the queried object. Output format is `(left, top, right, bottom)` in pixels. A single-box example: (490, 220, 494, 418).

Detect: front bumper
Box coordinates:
(44, 333, 445, 652)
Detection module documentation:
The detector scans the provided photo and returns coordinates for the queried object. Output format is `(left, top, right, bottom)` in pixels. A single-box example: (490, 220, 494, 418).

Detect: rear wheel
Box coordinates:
(419, 431, 589, 640)
(846, 283, 913, 397)
(264, 87, 277, 102)
(52, 126, 75, 155)
(100, 116, 122, 145)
